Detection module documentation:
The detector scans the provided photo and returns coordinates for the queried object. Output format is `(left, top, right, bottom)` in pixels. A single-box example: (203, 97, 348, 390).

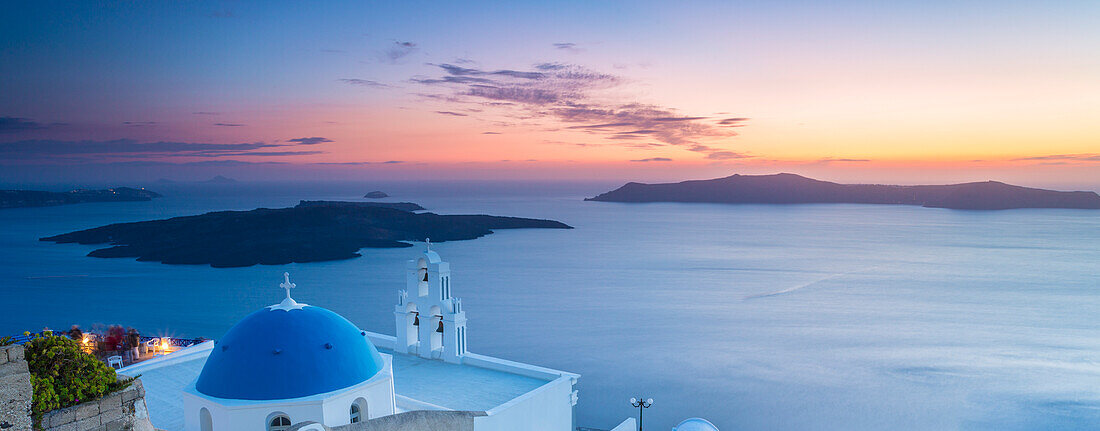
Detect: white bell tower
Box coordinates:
(394, 240, 468, 363)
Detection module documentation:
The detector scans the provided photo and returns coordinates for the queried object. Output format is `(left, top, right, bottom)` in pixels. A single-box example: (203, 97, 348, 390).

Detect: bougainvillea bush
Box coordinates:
(22, 334, 133, 426)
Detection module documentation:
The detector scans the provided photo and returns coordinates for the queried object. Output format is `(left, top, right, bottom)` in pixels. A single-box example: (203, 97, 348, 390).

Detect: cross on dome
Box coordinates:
(425, 238, 431, 251)
(280, 272, 295, 300)
(269, 272, 307, 311)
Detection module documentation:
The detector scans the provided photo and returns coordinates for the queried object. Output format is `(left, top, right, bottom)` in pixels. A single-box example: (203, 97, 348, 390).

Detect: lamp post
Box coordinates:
(629, 397, 653, 431)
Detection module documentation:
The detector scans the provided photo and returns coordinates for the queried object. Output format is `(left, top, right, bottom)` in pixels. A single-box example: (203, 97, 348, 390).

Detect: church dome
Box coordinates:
(673, 418, 720, 431)
(194, 304, 385, 400)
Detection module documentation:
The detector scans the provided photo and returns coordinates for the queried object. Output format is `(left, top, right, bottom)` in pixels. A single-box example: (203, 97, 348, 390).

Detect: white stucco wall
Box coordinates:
(611, 418, 637, 431)
(472, 376, 575, 431)
(182, 355, 394, 431)
(362, 331, 580, 431)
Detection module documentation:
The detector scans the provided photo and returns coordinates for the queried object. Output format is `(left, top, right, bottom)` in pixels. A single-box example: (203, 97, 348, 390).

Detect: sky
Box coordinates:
(2, 0, 1099, 188)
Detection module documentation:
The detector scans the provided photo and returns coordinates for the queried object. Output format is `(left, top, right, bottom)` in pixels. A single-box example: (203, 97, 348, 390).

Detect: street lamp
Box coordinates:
(629, 397, 653, 431)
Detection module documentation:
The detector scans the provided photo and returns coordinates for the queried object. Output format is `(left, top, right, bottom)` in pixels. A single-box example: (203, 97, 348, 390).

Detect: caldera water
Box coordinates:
(2, 181, 1099, 430)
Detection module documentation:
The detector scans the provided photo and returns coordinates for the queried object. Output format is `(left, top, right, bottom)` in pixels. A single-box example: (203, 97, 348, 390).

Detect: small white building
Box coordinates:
(128, 247, 583, 431)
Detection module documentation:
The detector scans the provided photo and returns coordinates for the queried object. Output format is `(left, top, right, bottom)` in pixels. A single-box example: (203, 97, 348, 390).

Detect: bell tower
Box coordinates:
(394, 241, 468, 363)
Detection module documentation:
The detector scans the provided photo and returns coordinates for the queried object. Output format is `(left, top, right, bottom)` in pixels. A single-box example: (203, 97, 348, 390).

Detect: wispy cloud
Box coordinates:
(0, 136, 332, 163)
(206, 9, 235, 19)
(630, 157, 673, 162)
(435, 111, 468, 117)
(553, 42, 581, 53)
(1012, 154, 1100, 162)
(0, 139, 277, 160)
(0, 117, 49, 133)
(315, 160, 405, 165)
(196, 150, 323, 157)
(816, 157, 871, 163)
(382, 41, 417, 63)
(285, 137, 333, 145)
(411, 62, 747, 159)
(192, 112, 220, 116)
(705, 151, 751, 160)
(482, 131, 501, 134)
(123, 121, 157, 127)
(213, 123, 244, 127)
(718, 117, 749, 126)
(339, 78, 389, 88)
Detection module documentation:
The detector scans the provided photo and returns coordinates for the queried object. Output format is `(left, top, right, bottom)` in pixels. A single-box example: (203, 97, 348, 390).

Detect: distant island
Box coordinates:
(0, 187, 162, 209)
(296, 200, 423, 211)
(203, 175, 237, 184)
(586, 173, 1100, 210)
(41, 200, 571, 267)
(364, 191, 389, 199)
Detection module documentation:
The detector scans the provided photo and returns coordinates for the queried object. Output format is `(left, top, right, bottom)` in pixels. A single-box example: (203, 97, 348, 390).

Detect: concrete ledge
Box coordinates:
(363, 330, 578, 381)
(462, 352, 578, 381)
(289, 410, 487, 431)
(119, 340, 214, 375)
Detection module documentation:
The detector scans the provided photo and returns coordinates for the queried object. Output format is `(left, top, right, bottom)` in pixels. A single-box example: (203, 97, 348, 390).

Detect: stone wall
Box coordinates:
(0, 344, 155, 431)
(1, 345, 34, 431)
(39, 376, 154, 431)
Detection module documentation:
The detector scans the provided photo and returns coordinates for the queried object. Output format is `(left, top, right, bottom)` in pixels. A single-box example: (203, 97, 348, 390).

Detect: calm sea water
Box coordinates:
(2, 181, 1099, 430)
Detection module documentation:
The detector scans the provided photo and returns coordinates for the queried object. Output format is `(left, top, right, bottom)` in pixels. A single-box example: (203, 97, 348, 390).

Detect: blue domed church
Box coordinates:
(182, 274, 396, 431)
(127, 248, 588, 431)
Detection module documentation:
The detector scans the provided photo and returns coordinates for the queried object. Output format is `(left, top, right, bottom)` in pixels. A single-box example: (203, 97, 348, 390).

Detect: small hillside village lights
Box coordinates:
(630, 397, 654, 431)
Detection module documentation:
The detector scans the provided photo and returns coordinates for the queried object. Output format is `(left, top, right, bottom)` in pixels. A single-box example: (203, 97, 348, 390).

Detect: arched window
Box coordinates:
(267, 414, 291, 431)
(351, 398, 369, 423)
(417, 259, 429, 296)
(350, 403, 361, 423)
(199, 407, 213, 431)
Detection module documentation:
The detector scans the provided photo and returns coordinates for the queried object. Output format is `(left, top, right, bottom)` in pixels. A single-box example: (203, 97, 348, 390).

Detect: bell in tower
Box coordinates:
(393, 242, 468, 363)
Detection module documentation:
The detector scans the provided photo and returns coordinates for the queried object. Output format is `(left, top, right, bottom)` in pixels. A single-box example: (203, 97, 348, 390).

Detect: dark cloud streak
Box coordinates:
(410, 62, 748, 159)
(339, 78, 390, 88)
(0, 117, 49, 132)
(0, 136, 334, 162)
(1013, 154, 1100, 162)
(285, 137, 333, 145)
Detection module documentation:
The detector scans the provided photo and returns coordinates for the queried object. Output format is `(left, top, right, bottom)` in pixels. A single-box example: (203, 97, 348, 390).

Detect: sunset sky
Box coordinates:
(2, 1, 1099, 187)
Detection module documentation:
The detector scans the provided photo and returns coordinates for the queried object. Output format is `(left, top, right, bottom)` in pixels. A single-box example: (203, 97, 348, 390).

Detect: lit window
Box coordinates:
(268, 415, 291, 431)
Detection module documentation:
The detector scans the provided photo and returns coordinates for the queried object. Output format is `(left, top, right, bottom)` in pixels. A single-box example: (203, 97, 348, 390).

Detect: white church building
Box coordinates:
(123, 247, 585, 431)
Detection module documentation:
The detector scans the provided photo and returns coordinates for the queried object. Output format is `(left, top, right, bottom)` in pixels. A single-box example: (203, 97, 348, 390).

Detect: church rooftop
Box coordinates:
(123, 339, 555, 431)
(385, 347, 548, 411)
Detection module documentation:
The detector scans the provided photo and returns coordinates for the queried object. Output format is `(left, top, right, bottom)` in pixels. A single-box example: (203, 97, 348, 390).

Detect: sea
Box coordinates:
(1, 180, 1099, 431)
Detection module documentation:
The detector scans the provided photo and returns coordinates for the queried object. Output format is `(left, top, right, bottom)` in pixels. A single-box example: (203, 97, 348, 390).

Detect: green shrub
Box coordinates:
(0, 336, 12, 346)
(23, 334, 134, 428)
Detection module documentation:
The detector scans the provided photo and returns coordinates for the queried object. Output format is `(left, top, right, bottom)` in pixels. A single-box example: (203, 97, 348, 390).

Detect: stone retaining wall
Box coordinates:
(40, 376, 154, 431)
(1, 345, 34, 431)
(0, 344, 155, 431)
